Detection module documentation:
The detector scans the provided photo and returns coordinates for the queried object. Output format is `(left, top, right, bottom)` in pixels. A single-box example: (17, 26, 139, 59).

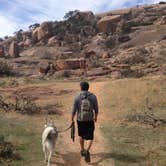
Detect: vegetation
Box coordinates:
(0, 115, 44, 166)
(15, 95, 39, 115)
(101, 76, 166, 166)
(0, 134, 20, 164)
(28, 23, 40, 30)
(52, 10, 96, 40)
(105, 35, 117, 49)
(0, 94, 39, 115)
(0, 60, 13, 76)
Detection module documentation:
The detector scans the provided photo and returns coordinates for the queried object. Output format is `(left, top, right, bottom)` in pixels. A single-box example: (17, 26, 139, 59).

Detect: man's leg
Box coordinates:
(79, 136, 84, 151)
(85, 140, 93, 163)
(87, 140, 93, 152)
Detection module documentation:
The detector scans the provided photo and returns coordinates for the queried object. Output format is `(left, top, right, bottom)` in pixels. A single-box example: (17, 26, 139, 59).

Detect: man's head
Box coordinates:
(80, 81, 89, 91)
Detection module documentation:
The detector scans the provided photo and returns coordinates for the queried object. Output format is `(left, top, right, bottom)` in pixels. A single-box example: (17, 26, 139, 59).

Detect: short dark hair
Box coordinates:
(80, 81, 89, 91)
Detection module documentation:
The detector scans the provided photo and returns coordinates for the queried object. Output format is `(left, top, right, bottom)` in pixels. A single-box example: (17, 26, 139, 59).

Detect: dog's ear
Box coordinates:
(50, 117, 54, 124)
(45, 118, 48, 125)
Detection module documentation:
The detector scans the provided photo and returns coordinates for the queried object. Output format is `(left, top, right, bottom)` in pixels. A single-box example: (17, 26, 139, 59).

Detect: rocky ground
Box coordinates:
(0, 2, 166, 80)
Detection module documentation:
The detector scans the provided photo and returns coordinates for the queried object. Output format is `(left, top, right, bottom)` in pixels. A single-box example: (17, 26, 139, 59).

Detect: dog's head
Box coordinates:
(44, 118, 57, 131)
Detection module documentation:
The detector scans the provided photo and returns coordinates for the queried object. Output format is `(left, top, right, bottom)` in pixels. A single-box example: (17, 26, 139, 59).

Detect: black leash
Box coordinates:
(57, 122, 74, 133)
(57, 122, 75, 142)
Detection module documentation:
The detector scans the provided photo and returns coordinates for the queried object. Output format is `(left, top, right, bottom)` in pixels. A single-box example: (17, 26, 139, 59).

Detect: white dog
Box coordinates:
(42, 120, 58, 166)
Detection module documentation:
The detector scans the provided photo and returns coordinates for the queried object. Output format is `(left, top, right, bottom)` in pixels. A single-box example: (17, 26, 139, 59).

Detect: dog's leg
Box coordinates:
(43, 145, 47, 162)
(47, 151, 53, 166)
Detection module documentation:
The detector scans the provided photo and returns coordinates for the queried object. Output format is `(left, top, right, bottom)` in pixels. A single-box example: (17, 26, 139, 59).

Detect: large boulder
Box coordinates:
(84, 50, 97, 58)
(38, 61, 52, 75)
(97, 15, 121, 33)
(160, 16, 166, 25)
(118, 35, 131, 42)
(22, 31, 32, 41)
(55, 58, 86, 70)
(32, 28, 38, 42)
(0, 46, 5, 57)
(111, 71, 122, 79)
(47, 36, 59, 46)
(32, 22, 52, 42)
(102, 52, 110, 59)
(24, 38, 32, 47)
(8, 42, 19, 58)
(87, 67, 110, 76)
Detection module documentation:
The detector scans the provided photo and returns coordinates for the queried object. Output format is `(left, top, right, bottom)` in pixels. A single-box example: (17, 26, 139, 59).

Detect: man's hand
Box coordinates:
(94, 113, 98, 122)
(71, 114, 75, 123)
(94, 117, 97, 122)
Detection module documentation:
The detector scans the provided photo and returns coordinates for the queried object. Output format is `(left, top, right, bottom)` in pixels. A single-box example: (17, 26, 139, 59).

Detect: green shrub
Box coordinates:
(0, 61, 13, 76)
(15, 95, 39, 115)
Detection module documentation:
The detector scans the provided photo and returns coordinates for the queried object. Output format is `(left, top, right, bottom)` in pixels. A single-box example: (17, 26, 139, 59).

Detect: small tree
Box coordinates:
(29, 23, 40, 30)
(64, 10, 79, 20)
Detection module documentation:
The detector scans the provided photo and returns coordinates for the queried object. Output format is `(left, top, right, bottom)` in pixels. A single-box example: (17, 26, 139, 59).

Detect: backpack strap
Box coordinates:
(80, 92, 91, 99)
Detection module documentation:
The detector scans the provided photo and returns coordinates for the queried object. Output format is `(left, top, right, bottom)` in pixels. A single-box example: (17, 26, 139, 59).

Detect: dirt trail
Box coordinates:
(54, 82, 115, 166)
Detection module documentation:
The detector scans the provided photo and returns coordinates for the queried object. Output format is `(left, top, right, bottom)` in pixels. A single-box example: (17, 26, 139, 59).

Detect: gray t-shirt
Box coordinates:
(72, 91, 99, 121)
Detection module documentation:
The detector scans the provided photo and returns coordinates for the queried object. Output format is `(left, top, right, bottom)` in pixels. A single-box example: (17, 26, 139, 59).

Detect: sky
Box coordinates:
(0, 0, 164, 37)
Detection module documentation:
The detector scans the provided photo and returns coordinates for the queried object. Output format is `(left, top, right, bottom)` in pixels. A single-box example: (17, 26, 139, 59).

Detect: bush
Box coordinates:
(0, 134, 21, 163)
(15, 95, 39, 115)
(0, 61, 13, 76)
(0, 95, 13, 112)
(159, 1, 166, 4)
(105, 35, 117, 49)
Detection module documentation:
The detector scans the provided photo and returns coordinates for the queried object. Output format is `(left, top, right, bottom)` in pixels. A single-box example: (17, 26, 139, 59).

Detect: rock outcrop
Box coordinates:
(55, 58, 86, 70)
(32, 22, 52, 42)
(0, 3, 165, 78)
(160, 16, 166, 25)
(0, 46, 5, 57)
(79, 11, 96, 24)
(97, 15, 121, 33)
(8, 42, 19, 58)
(38, 61, 52, 74)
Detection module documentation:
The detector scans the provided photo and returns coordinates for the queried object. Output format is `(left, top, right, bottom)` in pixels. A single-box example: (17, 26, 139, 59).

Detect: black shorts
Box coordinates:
(77, 121, 95, 140)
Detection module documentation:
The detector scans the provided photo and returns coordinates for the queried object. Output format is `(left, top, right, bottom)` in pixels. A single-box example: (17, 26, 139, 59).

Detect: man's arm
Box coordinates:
(71, 96, 78, 122)
(93, 95, 99, 122)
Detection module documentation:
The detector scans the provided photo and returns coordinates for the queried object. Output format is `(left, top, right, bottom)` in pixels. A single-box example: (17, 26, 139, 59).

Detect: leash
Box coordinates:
(57, 122, 74, 133)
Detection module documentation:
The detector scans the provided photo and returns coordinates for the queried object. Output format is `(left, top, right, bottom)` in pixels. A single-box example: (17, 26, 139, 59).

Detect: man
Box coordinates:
(71, 81, 99, 163)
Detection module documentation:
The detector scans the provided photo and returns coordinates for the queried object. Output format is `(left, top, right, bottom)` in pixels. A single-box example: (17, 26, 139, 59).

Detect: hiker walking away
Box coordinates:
(71, 82, 99, 163)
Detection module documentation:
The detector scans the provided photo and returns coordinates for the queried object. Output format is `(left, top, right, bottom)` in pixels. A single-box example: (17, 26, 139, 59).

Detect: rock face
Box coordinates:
(0, 3, 165, 78)
(111, 71, 122, 79)
(55, 58, 86, 70)
(48, 36, 59, 46)
(160, 16, 166, 25)
(118, 35, 131, 42)
(32, 22, 52, 42)
(8, 42, 19, 58)
(0, 46, 5, 57)
(24, 38, 32, 47)
(102, 52, 110, 59)
(97, 15, 121, 33)
(79, 11, 96, 24)
(38, 61, 51, 74)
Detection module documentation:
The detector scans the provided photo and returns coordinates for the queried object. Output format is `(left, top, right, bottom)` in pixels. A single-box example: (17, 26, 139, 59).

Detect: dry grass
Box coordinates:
(0, 76, 165, 165)
(101, 75, 166, 166)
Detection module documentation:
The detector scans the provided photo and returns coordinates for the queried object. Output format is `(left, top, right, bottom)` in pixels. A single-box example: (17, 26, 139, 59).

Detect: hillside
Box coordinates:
(0, 2, 166, 79)
(0, 2, 166, 166)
